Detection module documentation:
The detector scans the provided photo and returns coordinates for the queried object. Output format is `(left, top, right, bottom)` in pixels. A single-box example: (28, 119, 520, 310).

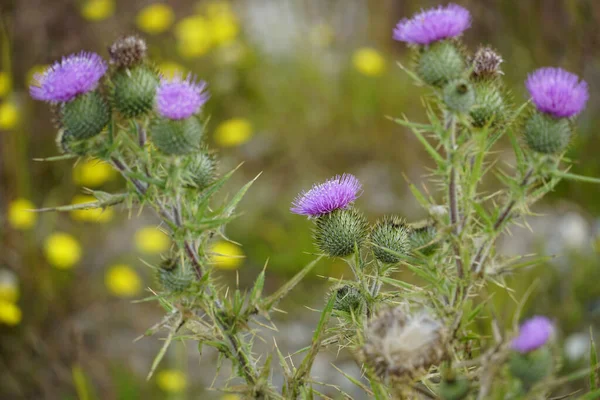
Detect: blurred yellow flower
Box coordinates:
(105, 264, 142, 298)
(81, 0, 115, 21)
(221, 395, 242, 400)
(0, 101, 19, 130)
(7, 198, 37, 230)
(352, 47, 385, 77)
(203, 1, 233, 17)
(156, 369, 187, 393)
(26, 65, 48, 87)
(0, 300, 21, 326)
(73, 158, 116, 188)
(0, 270, 19, 303)
(70, 195, 114, 223)
(0, 72, 11, 97)
(135, 226, 171, 254)
(214, 118, 253, 147)
(158, 61, 185, 79)
(209, 13, 239, 46)
(211, 241, 244, 270)
(136, 3, 175, 34)
(175, 15, 212, 58)
(44, 232, 82, 269)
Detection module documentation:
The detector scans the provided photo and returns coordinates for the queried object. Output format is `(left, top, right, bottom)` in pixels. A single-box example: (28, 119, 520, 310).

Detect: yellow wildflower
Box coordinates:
(175, 15, 212, 58)
(211, 241, 244, 270)
(0, 101, 19, 130)
(105, 264, 142, 298)
(352, 47, 385, 77)
(26, 65, 48, 87)
(70, 195, 114, 223)
(0, 72, 11, 97)
(209, 13, 239, 46)
(73, 158, 116, 188)
(81, 0, 115, 22)
(158, 61, 185, 79)
(0, 300, 21, 326)
(214, 118, 253, 147)
(44, 232, 82, 270)
(136, 3, 175, 34)
(203, 1, 233, 17)
(0, 270, 19, 303)
(7, 198, 36, 230)
(156, 369, 187, 393)
(134, 226, 171, 254)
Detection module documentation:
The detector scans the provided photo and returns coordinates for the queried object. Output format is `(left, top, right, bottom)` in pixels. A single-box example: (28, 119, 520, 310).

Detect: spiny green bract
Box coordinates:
(370, 215, 409, 264)
(438, 377, 470, 400)
(509, 348, 553, 389)
(443, 79, 475, 114)
(314, 208, 368, 258)
(416, 41, 465, 87)
(470, 81, 508, 128)
(110, 65, 159, 118)
(409, 224, 439, 256)
(61, 91, 110, 139)
(189, 150, 218, 189)
(157, 259, 195, 293)
(524, 111, 572, 154)
(150, 116, 204, 155)
(331, 285, 364, 313)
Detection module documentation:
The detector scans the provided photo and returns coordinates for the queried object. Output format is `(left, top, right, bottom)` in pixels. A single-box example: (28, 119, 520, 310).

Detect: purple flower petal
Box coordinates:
(393, 4, 471, 45)
(156, 74, 209, 120)
(526, 67, 589, 118)
(291, 174, 362, 217)
(512, 316, 554, 353)
(30, 52, 107, 103)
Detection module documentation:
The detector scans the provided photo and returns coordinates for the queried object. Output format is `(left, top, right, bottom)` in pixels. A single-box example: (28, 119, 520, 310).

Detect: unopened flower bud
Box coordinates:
(108, 35, 148, 68)
(470, 81, 507, 128)
(150, 117, 204, 155)
(111, 65, 159, 118)
(471, 47, 503, 79)
(60, 91, 110, 139)
(524, 111, 572, 154)
(443, 79, 475, 114)
(439, 377, 470, 400)
(509, 348, 553, 389)
(189, 150, 217, 189)
(314, 208, 368, 258)
(362, 306, 447, 379)
(409, 224, 439, 256)
(331, 285, 364, 313)
(417, 42, 465, 87)
(370, 216, 409, 264)
(157, 259, 195, 293)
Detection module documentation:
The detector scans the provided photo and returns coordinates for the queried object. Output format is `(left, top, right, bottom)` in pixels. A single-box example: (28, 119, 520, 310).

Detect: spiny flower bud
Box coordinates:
(314, 208, 368, 258)
(108, 35, 148, 68)
(60, 91, 110, 139)
(471, 47, 503, 79)
(362, 306, 447, 379)
(150, 116, 204, 155)
(157, 259, 195, 293)
(470, 81, 507, 128)
(370, 215, 409, 264)
(416, 41, 465, 87)
(331, 285, 364, 313)
(111, 65, 159, 118)
(189, 150, 217, 189)
(409, 224, 439, 256)
(438, 377, 470, 400)
(524, 111, 572, 154)
(509, 348, 553, 389)
(443, 79, 475, 114)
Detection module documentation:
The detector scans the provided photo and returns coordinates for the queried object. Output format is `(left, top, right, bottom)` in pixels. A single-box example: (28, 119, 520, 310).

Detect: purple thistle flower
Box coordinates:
(30, 52, 107, 103)
(291, 174, 362, 217)
(393, 3, 471, 45)
(526, 67, 589, 118)
(512, 316, 554, 354)
(156, 74, 209, 120)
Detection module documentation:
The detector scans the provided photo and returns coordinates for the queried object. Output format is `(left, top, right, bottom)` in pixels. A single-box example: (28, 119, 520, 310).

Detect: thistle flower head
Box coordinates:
(291, 174, 362, 217)
(156, 74, 209, 120)
(472, 46, 503, 78)
(525, 67, 589, 118)
(30, 52, 107, 103)
(108, 35, 148, 68)
(393, 4, 471, 45)
(363, 306, 447, 379)
(512, 316, 554, 353)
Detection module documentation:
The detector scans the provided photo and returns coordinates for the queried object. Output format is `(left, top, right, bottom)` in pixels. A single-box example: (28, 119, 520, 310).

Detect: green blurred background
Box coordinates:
(1, 0, 599, 398)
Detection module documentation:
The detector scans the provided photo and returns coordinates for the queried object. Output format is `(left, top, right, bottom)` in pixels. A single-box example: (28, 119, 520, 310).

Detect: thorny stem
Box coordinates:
(446, 115, 464, 279)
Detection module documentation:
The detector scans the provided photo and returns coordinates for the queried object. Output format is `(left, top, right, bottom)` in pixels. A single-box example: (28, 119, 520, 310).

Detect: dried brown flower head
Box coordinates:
(108, 35, 148, 68)
(472, 47, 503, 78)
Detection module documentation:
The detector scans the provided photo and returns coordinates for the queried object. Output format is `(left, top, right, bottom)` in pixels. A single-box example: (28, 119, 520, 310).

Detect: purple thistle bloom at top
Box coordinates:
(526, 67, 589, 118)
(156, 74, 209, 120)
(393, 3, 471, 45)
(291, 174, 362, 217)
(512, 316, 554, 354)
(30, 52, 107, 103)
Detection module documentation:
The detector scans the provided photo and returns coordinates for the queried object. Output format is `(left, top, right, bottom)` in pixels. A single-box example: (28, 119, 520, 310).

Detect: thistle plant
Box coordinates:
(30, 4, 600, 398)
